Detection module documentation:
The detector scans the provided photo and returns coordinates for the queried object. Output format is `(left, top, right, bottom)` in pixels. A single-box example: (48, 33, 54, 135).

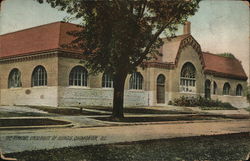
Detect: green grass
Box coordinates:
(6, 132, 250, 161)
(245, 107, 250, 112)
(0, 118, 70, 127)
(28, 106, 107, 116)
(0, 111, 51, 117)
(83, 106, 195, 114)
(93, 114, 249, 122)
(200, 106, 237, 110)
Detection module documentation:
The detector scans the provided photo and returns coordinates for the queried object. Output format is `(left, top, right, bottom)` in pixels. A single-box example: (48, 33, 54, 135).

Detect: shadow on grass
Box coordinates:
(83, 106, 195, 115)
(28, 106, 107, 116)
(0, 118, 70, 127)
(5, 132, 250, 161)
(93, 114, 250, 122)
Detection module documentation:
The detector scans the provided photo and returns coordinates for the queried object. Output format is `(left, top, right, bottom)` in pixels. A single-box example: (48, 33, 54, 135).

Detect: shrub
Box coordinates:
(173, 96, 237, 109)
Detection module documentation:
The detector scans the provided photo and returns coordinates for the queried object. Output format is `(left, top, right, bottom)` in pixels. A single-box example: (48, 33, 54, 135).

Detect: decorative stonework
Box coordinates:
(0, 49, 84, 64)
(205, 70, 248, 81)
(143, 62, 175, 69)
(175, 35, 204, 69)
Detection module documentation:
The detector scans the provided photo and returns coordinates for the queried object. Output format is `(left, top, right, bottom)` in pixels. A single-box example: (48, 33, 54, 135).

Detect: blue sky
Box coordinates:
(0, 0, 249, 82)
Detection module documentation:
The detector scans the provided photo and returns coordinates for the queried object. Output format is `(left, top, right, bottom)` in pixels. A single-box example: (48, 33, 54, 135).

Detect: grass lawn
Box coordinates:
(28, 106, 107, 116)
(93, 114, 249, 123)
(200, 106, 238, 110)
(0, 118, 70, 127)
(0, 111, 51, 117)
(83, 106, 195, 114)
(6, 132, 250, 161)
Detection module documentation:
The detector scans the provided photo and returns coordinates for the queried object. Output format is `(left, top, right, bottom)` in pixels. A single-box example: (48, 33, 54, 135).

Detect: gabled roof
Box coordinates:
(203, 52, 248, 80)
(0, 21, 82, 58)
(161, 34, 190, 63)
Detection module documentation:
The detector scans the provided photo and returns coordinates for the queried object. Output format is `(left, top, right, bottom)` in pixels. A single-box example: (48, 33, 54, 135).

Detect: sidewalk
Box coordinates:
(0, 119, 249, 154)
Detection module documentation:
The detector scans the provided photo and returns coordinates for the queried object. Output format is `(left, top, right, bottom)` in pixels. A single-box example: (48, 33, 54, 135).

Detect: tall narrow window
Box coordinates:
(236, 84, 243, 96)
(32, 66, 47, 86)
(69, 66, 88, 86)
(8, 68, 22, 88)
(223, 82, 230, 95)
(102, 73, 113, 88)
(180, 62, 196, 92)
(213, 81, 217, 95)
(205, 79, 211, 99)
(129, 72, 143, 90)
(157, 74, 165, 103)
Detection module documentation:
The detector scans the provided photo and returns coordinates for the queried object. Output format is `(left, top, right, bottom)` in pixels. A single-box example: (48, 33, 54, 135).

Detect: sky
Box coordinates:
(0, 0, 249, 84)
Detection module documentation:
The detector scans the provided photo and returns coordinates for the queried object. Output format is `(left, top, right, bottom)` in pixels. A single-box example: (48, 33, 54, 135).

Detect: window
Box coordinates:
(180, 62, 196, 92)
(157, 74, 166, 103)
(205, 79, 211, 99)
(236, 84, 243, 96)
(32, 66, 47, 86)
(69, 66, 88, 86)
(223, 82, 230, 95)
(213, 81, 217, 94)
(129, 72, 143, 90)
(8, 68, 22, 88)
(102, 73, 113, 88)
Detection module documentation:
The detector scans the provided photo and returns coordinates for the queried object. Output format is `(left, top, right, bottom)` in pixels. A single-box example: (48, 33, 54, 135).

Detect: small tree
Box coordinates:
(38, 0, 201, 118)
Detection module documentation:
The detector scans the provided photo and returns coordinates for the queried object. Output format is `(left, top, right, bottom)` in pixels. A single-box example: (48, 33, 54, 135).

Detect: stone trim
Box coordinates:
(0, 49, 84, 64)
(205, 70, 248, 81)
(175, 35, 204, 69)
(143, 62, 175, 69)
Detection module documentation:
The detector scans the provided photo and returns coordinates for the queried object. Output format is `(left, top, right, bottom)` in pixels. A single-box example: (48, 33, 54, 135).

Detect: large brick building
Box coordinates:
(0, 22, 248, 108)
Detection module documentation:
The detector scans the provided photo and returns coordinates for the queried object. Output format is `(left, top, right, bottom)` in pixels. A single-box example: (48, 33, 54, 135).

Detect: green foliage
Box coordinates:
(37, 0, 200, 75)
(247, 86, 250, 103)
(172, 96, 237, 109)
(37, 0, 201, 118)
(217, 52, 236, 59)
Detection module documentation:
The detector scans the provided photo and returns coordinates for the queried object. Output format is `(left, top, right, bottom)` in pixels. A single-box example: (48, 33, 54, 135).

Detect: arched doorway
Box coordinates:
(205, 79, 211, 99)
(157, 74, 165, 104)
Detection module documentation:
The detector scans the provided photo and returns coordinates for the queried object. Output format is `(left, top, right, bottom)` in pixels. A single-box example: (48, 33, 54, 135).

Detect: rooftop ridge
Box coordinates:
(202, 51, 240, 61)
(0, 21, 78, 36)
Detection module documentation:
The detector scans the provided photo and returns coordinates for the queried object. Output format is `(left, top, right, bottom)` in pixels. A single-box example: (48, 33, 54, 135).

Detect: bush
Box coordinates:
(173, 96, 237, 110)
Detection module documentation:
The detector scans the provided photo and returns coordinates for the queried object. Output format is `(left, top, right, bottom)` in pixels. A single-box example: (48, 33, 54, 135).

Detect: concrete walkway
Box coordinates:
(0, 119, 249, 154)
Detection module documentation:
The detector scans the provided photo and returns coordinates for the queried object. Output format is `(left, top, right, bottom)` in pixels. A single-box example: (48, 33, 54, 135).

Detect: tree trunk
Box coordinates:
(112, 72, 127, 119)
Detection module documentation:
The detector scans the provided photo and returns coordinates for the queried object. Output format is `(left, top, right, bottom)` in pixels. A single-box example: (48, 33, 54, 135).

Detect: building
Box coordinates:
(0, 22, 248, 108)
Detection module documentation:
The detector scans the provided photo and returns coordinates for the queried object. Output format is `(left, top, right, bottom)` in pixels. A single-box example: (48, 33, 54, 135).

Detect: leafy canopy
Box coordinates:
(38, 0, 200, 75)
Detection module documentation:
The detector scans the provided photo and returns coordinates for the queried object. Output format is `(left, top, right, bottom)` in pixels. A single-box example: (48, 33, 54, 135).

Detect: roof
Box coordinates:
(0, 21, 82, 58)
(161, 34, 190, 63)
(0, 22, 247, 81)
(203, 52, 248, 80)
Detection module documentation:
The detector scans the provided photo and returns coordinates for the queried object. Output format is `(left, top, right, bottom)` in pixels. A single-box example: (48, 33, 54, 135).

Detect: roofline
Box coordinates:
(0, 21, 79, 36)
(202, 52, 241, 62)
(205, 69, 248, 81)
(0, 48, 82, 60)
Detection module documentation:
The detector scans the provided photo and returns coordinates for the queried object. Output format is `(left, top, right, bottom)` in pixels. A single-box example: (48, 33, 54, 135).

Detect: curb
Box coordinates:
(0, 118, 74, 130)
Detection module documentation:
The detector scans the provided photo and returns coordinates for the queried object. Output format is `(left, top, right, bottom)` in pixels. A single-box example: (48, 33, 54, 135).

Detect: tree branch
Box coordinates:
(133, 17, 176, 67)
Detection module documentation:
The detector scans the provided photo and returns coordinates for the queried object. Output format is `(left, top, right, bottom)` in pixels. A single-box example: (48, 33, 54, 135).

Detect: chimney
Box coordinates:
(183, 21, 191, 35)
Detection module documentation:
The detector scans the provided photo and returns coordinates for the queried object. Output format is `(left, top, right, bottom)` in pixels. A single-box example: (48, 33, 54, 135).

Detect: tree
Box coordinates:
(217, 52, 236, 59)
(37, 0, 201, 119)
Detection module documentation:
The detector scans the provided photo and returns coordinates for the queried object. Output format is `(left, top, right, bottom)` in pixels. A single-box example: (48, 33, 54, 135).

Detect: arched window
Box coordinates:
(157, 74, 165, 103)
(102, 73, 113, 88)
(236, 84, 243, 96)
(129, 72, 143, 90)
(32, 66, 47, 86)
(8, 68, 22, 88)
(180, 62, 196, 92)
(223, 82, 230, 95)
(213, 81, 217, 95)
(205, 79, 211, 99)
(69, 66, 88, 86)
